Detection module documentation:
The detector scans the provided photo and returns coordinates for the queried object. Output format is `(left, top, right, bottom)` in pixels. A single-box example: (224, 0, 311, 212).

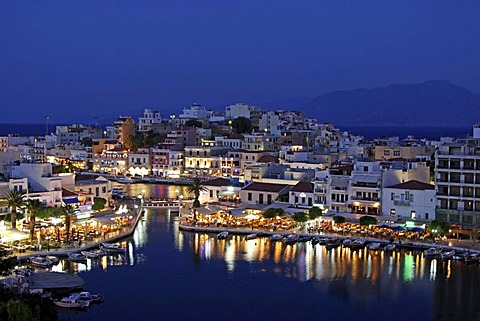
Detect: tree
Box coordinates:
(92, 197, 107, 211)
(25, 199, 43, 241)
(187, 177, 208, 219)
(308, 206, 322, 220)
(231, 117, 252, 134)
(185, 119, 202, 128)
(263, 208, 285, 219)
(292, 211, 309, 224)
(428, 220, 450, 236)
(62, 205, 75, 241)
(4, 190, 26, 230)
(332, 215, 346, 224)
(359, 215, 377, 226)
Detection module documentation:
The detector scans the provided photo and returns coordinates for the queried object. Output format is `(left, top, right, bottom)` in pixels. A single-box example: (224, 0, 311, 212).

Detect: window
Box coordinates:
(259, 194, 264, 204)
(248, 193, 252, 201)
(384, 150, 390, 156)
(363, 166, 368, 172)
(405, 191, 410, 200)
(425, 213, 429, 220)
(411, 211, 416, 219)
(393, 150, 400, 157)
(390, 209, 396, 216)
(210, 190, 213, 197)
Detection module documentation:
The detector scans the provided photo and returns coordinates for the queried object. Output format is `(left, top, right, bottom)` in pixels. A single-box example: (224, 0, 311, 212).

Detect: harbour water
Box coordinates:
(56, 184, 480, 321)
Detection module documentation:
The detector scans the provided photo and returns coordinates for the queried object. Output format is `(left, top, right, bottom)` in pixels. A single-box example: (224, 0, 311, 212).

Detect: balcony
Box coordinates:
(351, 196, 380, 202)
(394, 200, 411, 206)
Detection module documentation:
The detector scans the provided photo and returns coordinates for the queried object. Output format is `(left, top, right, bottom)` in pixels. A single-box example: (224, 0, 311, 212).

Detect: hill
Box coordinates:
(303, 80, 480, 126)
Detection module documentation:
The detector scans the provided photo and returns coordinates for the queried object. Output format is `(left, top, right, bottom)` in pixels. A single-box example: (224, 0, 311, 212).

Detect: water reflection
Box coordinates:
(177, 230, 474, 286)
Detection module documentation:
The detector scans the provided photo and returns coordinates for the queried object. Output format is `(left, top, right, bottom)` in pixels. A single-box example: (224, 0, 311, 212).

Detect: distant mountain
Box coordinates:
(303, 80, 480, 126)
(256, 97, 312, 110)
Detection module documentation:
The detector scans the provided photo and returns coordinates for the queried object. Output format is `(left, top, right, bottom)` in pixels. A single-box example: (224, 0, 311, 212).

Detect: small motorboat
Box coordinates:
(298, 235, 312, 242)
(81, 249, 105, 258)
(440, 250, 455, 261)
(318, 238, 329, 245)
(68, 252, 87, 262)
(384, 244, 396, 252)
(367, 242, 381, 250)
(75, 291, 103, 304)
(424, 248, 442, 258)
(349, 239, 366, 250)
(270, 234, 283, 242)
(464, 253, 479, 265)
(100, 243, 126, 253)
(325, 239, 341, 250)
(45, 255, 59, 264)
(245, 233, 257, 241)
(217, 231, 229, 239)
(311, 237, 320, 245)
(283, 234, 299, 245)
(52, 295, 89, 309)
(30, 256, 54, 268)
(453, 253, 466, 262)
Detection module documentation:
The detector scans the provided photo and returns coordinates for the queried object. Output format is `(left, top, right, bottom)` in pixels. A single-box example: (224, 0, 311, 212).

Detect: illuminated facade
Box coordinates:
(93, 149, 128, 175)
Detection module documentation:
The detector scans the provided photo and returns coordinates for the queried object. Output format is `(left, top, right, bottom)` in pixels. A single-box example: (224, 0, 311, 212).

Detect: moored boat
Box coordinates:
(283, 234, 299, 245)
(325, 239, 341, 250)
(68, 252, 87, 262)
(424, 247, 442, 258)
(383, 244, 396, 252)
(245, 233, 257, 240)
(440, 250, 455, 260)
(52, 296, 89, 309)
(100, 243, 126, 253)
(45, 255, 59, 264)
(349, 239, 366, 250)
(217, 231, 229, 239)
(464, 253, 479, 265)
(81, 249, 105, 258)
(30, 256, 54, 268)
(367, 242, 381, 250)
(270, 234, 283, 241)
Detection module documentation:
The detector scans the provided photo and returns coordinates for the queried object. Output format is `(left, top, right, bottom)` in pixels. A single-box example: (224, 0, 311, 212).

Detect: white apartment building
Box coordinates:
(225, 103, 259, 120)
(382, 180, 435, 220)
(128, 148, 151, 176)
(350, 161, 382, 215)
(138, 109, 162, 132)
(93, 149, 129, 175)
(179, 103, 208, 119)
(243, 133, 280, 152)
(259, 111, 281, 135)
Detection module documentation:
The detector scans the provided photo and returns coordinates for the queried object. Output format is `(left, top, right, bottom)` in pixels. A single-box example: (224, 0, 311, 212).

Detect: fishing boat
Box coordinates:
(30, 256, 54, 268)
(283, 234, 299, 245)
(325, 239, 341, 250)
(349, 239, 366, 250)
(81, 249, 105, 258)
(440, 250, 455, 261)
(217, 231, 229, 239)
(45, 255, 59, 264)
(52, 295, 89, 309)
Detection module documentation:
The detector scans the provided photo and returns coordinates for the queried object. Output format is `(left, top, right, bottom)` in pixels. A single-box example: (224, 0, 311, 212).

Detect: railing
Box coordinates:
(351, 196, 380, 202)
(394, 200, 411, 206)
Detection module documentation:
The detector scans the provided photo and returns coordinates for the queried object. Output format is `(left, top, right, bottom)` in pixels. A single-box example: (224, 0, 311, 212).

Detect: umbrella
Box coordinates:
(390, 226, 406, 231)
(376, 224, 390, 229)
(409, 227, 424, 233)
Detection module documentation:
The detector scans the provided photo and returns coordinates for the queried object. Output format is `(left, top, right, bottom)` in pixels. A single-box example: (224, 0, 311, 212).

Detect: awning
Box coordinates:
(63, 197, 79, 204)
(73, 218, 94, 226)
(219, 191, 237, 197)
(352, 175, 380, 184)
(330, 177, 349, 188)
(91, 217, 116, 225)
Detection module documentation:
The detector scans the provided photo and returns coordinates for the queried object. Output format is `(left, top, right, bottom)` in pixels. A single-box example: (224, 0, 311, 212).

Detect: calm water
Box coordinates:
(52, 184, 480, 321)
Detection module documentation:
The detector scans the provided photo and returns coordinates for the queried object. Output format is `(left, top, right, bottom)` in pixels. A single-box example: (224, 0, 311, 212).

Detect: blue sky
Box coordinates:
(1, 1, 479, 123)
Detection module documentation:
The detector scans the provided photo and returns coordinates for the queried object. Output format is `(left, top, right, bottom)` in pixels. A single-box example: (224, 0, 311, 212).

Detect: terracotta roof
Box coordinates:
(290, 181, 314, 193)
(257, 155, 278, 163)
(242, 182, 289, 193)
(62, 188, 79, 197)
(386, 180, 434, 190)
(204, 178, 232, 187)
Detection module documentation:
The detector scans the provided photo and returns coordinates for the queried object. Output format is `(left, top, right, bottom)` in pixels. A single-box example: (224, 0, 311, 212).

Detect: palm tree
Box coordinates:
(4, 190, 26, 230)
(62, 204, 75, 241)
(187, 177, 208, 220)
(25, 199, 43, 241)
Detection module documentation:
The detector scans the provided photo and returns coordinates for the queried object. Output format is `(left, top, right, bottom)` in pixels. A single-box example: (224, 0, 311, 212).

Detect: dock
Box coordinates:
(28, 272, 84, 290)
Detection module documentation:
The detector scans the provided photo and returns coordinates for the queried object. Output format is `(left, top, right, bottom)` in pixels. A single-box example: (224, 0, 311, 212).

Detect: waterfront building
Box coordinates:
(327, 175, 350, 213)
(349, 160, 382, 215)
(128, 148, 151, 177)
(201, 177, 242, 203)
(138, 109, 162, 132)
(113, 116, 135, 146)
(225, 103, 259, 120)
(382, 180, 436, 220)
(93, 148, 128, 175)
(289, 181, 314, 208)
(435, 138, 480, 225)
(168, 150, 184, 178)
(240, 182, 290, 205)
(183, 146, 231, 176)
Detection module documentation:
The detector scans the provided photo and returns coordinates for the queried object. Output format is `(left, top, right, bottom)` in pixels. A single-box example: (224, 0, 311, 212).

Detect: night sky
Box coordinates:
(1, 1, 479, 123)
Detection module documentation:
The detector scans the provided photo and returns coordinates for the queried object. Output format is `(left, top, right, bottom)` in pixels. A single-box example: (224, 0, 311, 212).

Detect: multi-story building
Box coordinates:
(164, 128, 196, 147)
(374, 144, 435, 161)
(138, 109, 162, 132)
(184, 146, 231, 176)
(382, 180, 435, 220)
(243, 133, 280, 152)
(327, 175, 350, 213)
(128, 148, 151, 176)
(350, 161, 382, 215)
(259, 111, 280, 135)
(0, 137, 7, 152)
(435, 139, 480, 225)
(240, 182, 290, 205)
(289, 181, 315, 208)
(113, 116, 135, 145)
(93, 148, 128, 175)
(179, 103, 208, 119)
(225, 103, 259, 120)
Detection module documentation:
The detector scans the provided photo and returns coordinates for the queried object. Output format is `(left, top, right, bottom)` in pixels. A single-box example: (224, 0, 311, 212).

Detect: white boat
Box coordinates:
(68, 252, 87, 262)
(30, 256, 54, 268)
(464, 253, 479, 264)
(74, 291, 103, 304)
(117, 177, 134, 184)
(217, 231, 229, 239)
(349, 239, 366, 250)
(100, 243, 126, 253)
(424, 247, 442, 258)
(325, 239, 341, 250)
(283, 234, 299, 245)
(440, 250, 455, 260)
(81, 249, 105, 258)
(367, 242, 381, 250)
(45, 255, 59, 264)
(384, 244, 396, 252)
(52, 296, 89, 308)
(270, 234, 283, 241)
(245, 233, 257, 240)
